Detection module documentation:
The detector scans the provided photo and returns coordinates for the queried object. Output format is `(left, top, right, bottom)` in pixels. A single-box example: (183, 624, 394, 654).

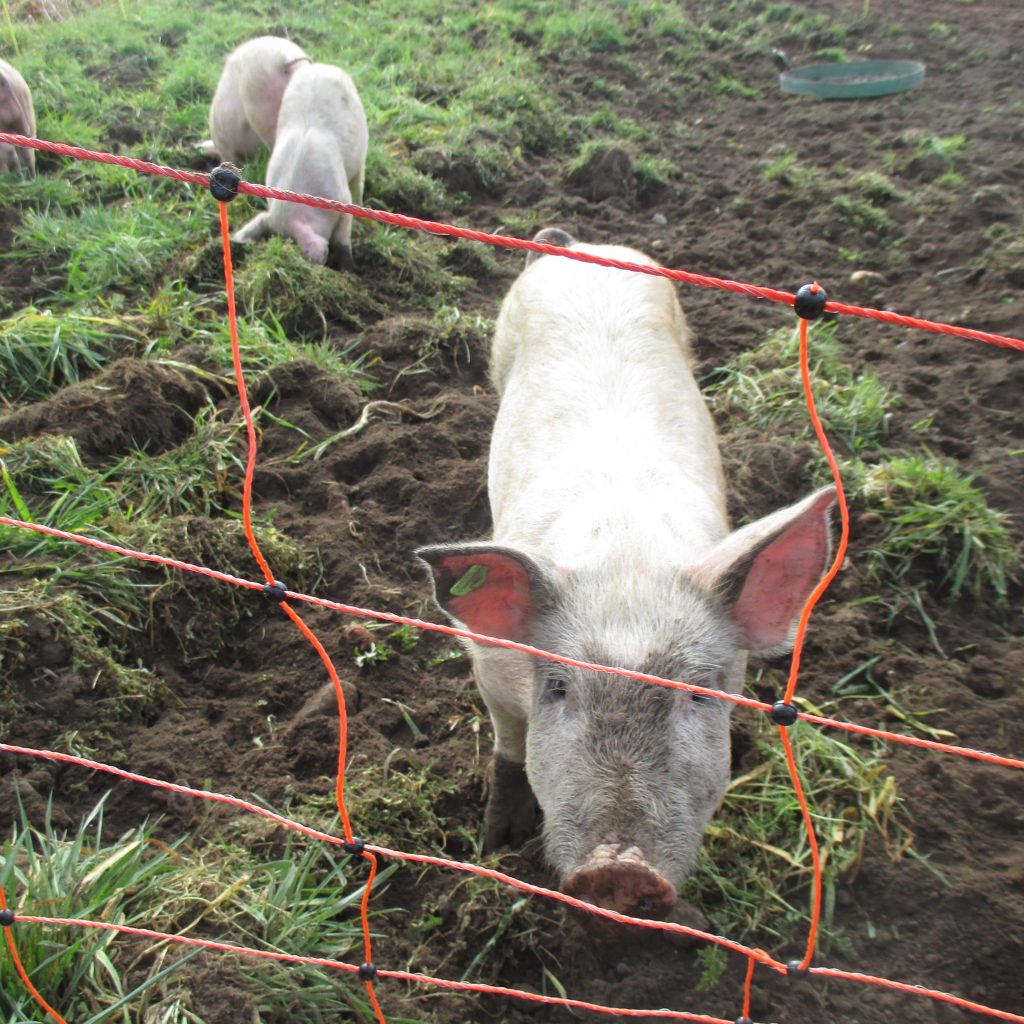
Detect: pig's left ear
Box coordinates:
(691, 487, 837, 655)
(416, 543, 555, 644)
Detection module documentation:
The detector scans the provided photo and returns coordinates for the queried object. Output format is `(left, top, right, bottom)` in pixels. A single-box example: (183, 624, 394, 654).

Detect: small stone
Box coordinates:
(850, 269, 885, 285)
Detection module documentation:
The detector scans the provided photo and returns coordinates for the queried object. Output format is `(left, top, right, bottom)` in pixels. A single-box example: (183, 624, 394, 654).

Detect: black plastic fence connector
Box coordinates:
(769, 701, 799, 726)
(794, 282, 828, 320)
(342, 836, 366, 856)
(358, 962, 378, 981)
(0, 909, 14, 926)
(209, 163, 241, 202)
(786, 959, 809, 977)
(262, 580, 289, 604)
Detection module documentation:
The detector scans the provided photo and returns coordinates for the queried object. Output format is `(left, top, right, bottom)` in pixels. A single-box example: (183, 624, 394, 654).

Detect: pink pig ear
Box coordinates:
(417, 544, 554, 643)
(692, 487, 837, 654)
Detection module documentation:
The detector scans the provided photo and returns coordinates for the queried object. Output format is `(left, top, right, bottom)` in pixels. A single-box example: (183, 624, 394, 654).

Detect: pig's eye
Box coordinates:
(542, 670, 568, 700)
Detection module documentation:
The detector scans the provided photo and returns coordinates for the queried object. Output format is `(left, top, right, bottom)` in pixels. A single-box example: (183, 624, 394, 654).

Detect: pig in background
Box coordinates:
(232, 62, 368, 271)
(419, 229, 836, 928)
(0, 57, 35, 179)
(198, 36, 310, 164)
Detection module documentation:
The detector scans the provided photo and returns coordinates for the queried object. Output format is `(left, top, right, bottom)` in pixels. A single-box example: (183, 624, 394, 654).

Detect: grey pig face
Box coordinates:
(525, 561, 740, 890)
(419, 485, 836, 916)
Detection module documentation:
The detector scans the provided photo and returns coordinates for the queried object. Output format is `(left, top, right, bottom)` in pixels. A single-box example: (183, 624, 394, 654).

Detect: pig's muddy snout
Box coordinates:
(562, 844, 677, 928)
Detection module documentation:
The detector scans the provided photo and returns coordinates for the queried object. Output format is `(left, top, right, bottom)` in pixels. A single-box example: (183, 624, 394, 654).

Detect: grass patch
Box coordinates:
(853, 170, 907, 205)
(832, 194, 893, 236)
(681, 710, 912, 953)
(0, 795, 403, 1023)
(0, 430, 314, 678)
(12, 190, 209, 303)
(0, 796, 190, 1021)
(0, 307, 149, 403)
(0, 583, 164, 727)
(134, 515, 317, 663)
(761, 152, 816, 189)
(705, 322, 894, 455)
(232, 235, 386, 339)
(345, 755, 463, 853)
(0, 434, 157, 637)
(714, 75, 759, 99)
(857, 454, 1019, 606)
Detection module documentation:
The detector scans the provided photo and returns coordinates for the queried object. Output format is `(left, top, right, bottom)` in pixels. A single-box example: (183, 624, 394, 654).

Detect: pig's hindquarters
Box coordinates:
(234, 127, 358, 269)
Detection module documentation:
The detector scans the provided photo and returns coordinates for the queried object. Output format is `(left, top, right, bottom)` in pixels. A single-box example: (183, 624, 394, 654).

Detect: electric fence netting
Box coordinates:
(0, 131, 1022, 1024)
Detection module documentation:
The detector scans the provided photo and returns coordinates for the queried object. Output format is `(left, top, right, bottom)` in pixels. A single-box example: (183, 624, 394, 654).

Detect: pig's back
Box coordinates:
(277, 64, 365, 137)
(488, 244, 728, 566)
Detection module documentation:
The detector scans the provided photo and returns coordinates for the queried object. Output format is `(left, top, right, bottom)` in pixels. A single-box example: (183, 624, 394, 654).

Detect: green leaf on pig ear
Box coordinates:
(449, 563, 489, 597)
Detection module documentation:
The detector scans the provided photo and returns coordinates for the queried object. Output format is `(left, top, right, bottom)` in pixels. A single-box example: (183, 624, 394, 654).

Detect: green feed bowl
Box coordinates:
(780, 59, 926, 99)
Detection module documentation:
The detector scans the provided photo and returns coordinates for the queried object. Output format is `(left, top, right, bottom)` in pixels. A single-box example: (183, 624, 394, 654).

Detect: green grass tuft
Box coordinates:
(858, 454, 1020, 606)
(681, 712, 913, 952)
(0, 795, 404, 1023)
(705, 322, 894, 455)
(0, 307, 149, 402)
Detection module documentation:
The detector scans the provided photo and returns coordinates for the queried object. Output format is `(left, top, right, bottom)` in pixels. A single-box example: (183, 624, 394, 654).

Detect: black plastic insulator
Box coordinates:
(262, 580, 289, 603)
(794, 282, 828, 320)
(209, 163, 241, 202)
(786, 959, 809, 976)
(0, 909, 14, 926)
(770, 701, 799, 726)
(342, 836, 366, 856)
(358, 962, 377, 981)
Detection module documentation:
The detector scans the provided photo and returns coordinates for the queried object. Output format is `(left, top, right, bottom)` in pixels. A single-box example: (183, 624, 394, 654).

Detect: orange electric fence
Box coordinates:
(0, 131, 1022, 1024)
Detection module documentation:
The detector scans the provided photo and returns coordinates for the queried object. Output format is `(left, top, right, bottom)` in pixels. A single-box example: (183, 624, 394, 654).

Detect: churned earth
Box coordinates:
(1, 2, 1022, 1023)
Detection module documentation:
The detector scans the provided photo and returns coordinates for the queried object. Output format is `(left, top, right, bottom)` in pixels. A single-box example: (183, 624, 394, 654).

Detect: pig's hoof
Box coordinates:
(327, 242, 355, 273)
(483, 754, 539, 850)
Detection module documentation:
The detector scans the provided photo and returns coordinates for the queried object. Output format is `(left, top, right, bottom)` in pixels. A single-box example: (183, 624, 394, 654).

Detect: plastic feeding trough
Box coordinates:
(779, 59, 926, 100)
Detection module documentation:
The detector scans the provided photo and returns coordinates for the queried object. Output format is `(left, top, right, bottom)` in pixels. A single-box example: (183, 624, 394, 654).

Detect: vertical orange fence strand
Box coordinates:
(0, 889, 69, 1023)
(775, 309, 853, 973)
(215, 200, 386, 1024)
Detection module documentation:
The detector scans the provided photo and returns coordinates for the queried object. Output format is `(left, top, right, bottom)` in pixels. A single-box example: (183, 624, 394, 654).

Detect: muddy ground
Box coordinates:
(1, 2, 1023, 1023)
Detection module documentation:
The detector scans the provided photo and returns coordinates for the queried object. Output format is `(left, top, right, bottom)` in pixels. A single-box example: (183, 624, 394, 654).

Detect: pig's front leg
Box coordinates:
(484, 752, 539, 851)
(232, 211, 271, 244)
(482, 700, 538, 850)
(16, 144, 34, 179)
(289, 220, 329, 265)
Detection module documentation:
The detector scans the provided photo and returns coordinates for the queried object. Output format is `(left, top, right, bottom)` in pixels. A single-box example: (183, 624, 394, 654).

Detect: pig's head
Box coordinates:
(419, 487, 836, 923)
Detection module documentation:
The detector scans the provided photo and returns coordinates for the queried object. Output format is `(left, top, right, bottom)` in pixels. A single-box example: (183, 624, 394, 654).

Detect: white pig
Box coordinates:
(419, 229, 836, 923)
(200, 36, 310, 163)
(232, 62, 367, 270)
(0, 58, 36, 179)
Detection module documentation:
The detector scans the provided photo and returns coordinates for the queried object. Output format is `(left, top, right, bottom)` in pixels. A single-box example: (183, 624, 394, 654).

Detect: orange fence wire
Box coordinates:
(0, 131, 1022, 1024)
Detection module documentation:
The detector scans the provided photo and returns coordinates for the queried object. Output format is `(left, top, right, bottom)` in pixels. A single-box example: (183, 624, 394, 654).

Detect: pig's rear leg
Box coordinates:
(327, 211, 355, 272)
(290, 221, 329, 265)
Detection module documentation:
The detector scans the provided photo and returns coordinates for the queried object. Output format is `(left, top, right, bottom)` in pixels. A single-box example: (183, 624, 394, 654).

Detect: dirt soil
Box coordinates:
(2, 2, 1023, 1023)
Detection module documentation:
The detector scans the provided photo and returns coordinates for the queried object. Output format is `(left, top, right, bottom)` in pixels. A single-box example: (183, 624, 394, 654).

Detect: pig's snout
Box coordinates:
(562, 844, 677, 923)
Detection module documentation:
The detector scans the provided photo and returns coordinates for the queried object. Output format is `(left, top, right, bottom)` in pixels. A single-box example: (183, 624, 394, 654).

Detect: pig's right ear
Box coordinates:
(691, 487, 837, 656)
(416, 543, 555, 643)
